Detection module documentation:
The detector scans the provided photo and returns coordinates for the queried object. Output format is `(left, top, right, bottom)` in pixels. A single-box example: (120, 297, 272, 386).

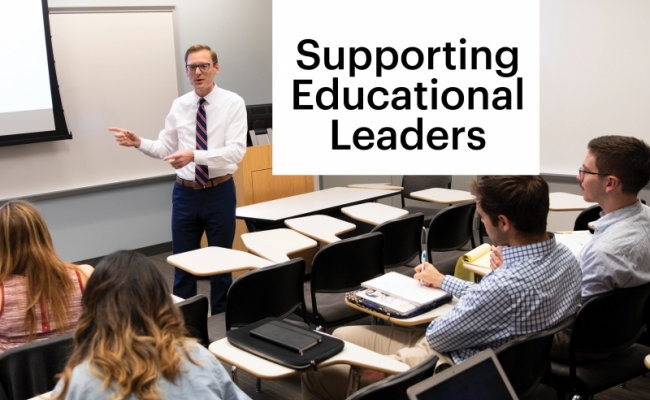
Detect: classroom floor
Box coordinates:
(149, 248, 650, 400)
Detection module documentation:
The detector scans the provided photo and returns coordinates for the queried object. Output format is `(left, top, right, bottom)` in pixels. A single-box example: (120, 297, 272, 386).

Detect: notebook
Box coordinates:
(407, 349, 519, 400)
(250, 320, 322, 354)
(554, 231, 592, 257)
(463, 243, 492, 269)
(361, 272, 451, 307)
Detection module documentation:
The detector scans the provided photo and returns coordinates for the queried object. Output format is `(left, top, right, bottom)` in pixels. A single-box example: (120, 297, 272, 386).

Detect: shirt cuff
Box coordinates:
(440, 275, 471, 296)
(138, 138, 153, 153)
(194, 150, 208, 165)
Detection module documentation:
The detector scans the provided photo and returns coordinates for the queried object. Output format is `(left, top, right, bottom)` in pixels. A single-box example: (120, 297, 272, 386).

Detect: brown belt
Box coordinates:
(175, 174, 232, 190)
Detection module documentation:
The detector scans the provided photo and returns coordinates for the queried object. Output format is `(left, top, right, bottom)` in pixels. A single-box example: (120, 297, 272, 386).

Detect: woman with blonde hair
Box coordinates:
(53, 250, 250, 400)
(0, 200, 93, 353)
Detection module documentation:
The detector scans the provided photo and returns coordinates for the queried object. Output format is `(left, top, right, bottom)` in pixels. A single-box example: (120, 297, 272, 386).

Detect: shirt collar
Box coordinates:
(501, 233, 556, 266)
(592, 200, 643, 233)
(192, 83, 219, 106)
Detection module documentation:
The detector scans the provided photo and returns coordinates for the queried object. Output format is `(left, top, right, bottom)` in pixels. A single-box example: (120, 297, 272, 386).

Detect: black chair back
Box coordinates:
(496, 316, 574, 399)
(550, 281, 650, 396)
(0, 332, 74, 400)
(309, 232, 384, 327)
(346, 355, 438, 400)
(427, 201, 476, 255)
(311, 232, 384, 293)
(401, 176, 452, 208)
(570, 282, 650, 358)
(371, 213, 424, 268)
(177, 295, 210, 347)
(226, 258, 306, 331)
(573, 204, 602, 231)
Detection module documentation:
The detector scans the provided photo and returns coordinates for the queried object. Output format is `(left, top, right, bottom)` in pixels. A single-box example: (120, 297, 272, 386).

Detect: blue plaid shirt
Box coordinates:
(426, 234, 582, 364)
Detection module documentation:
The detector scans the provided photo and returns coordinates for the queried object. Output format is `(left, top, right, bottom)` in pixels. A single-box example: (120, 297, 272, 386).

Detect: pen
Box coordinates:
(419, 250, 427, 286)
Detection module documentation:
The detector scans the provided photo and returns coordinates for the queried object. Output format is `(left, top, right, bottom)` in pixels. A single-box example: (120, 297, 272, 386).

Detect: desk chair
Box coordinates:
(496, 316, 574, 400)
(345, 355, 438, 400)
(426, 201, 477, 275)
(302, 232, 384, 331)
(401, 175, 452, 227)
(225, 258, 307, 331)
(177, 295, 210, 347)
(551, 281, 650, 399)
(573, 205, 602, 232)
(371, 213, 424, 272)
(224, 258, 307, 391)
(0, 332, 74, 400)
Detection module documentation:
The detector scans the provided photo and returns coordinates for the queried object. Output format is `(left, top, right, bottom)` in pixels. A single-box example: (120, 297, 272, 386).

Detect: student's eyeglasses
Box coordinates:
(578, 167, 609, 179)
(185, 62, 215, 73)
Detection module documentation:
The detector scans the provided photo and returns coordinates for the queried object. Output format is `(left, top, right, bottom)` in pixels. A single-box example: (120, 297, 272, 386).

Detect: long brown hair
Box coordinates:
(0, 200, 76, 339)
(55, 250, 195, 400)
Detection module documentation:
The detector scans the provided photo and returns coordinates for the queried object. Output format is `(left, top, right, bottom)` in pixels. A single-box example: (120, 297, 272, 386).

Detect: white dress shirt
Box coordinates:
(138, 84, 247, 181)
(580, 200, 650, 300)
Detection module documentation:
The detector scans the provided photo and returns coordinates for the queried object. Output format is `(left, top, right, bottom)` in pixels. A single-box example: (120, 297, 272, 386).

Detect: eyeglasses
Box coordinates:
(578, 167, 609, 179)
(185, 62, 215, 73)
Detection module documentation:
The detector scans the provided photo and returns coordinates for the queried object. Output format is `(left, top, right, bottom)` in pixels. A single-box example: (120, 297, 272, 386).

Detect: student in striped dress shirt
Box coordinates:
(301, 176, 582, 400)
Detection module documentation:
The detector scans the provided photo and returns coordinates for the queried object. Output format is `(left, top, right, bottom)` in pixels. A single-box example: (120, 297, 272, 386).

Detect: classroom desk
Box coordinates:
(341, 202, 409, 226)
(345, 297, 458, 327)
(463, 262, 492, 277)
(172, 294, 184, 303)
(409, 188, 475, 204)
(167, 246, 273, 276)
(285, 215, 356, 244)
(347, 183, 404, 190)
(236, 187, 399, 231)
(462, 231, 593, 277)
(208, 336, 409, 381)
(240, 228, 318, 263)
(28, 393, 52, 400)
(549, 192, 596, 211)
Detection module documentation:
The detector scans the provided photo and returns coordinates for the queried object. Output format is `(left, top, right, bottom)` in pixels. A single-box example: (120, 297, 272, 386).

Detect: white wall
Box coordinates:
(16, 0, 272, 261)
(14, 0, 650, 261)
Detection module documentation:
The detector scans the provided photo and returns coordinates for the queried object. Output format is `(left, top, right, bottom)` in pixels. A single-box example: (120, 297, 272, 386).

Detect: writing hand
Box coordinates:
(109, 127, 141, 148)
(414, 262, 444, 288)
(490, 245, 504, 270)
(163, 149, 194, 169)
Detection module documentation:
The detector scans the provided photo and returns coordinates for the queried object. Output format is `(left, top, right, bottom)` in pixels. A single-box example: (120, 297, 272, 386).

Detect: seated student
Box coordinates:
(52, 250, 250, 400)
(301, 176, 582, 400)
(576, 135, 650, 300)
(553, 135, 650, 360)
(0, 200, 93, 354)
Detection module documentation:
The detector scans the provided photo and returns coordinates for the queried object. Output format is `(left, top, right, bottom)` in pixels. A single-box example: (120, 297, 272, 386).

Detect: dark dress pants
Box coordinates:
(171, 178, 236, 314)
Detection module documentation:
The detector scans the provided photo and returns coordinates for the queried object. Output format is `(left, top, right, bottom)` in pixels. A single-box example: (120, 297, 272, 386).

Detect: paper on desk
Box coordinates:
(464, 243, 491, 268)
(555, 231, 592, 257)
(362, 272, 450, 306)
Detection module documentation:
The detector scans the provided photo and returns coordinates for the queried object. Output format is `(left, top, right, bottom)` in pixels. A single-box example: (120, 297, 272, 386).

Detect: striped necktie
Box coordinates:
(195, 98, 209, 185)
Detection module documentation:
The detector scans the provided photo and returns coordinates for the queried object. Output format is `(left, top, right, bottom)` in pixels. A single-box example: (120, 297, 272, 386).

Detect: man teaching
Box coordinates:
(110, 44, 247, 314)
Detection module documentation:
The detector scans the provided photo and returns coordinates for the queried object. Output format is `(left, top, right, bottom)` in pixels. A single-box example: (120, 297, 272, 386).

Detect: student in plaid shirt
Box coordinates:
(302, 176, 582, 400)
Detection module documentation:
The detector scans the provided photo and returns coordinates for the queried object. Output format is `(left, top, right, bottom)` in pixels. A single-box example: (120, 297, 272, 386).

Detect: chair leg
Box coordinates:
(256, 378, 262, 392)
(231, 365, 239, 386)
